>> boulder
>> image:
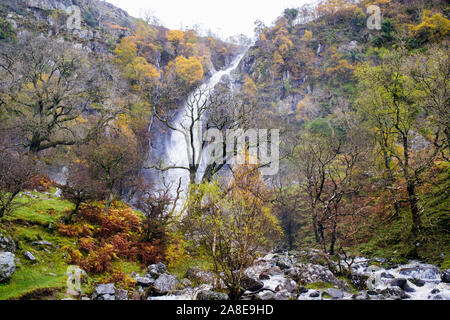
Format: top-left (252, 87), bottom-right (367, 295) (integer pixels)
top-left (300, 263), bottom-right (339, 286)
top-left (114, 289), bottom-right (129, 300)
top-left (409, 278), bottom-right (425, 287)
top-left (390, 278), bottom-right (407, 290)
top-left (324, 288), bottom-right (344, 299)
top-left (152, 274), bottom-right (179, 295)
top-left (380, 287), bottom-right (409, 300)
top-left (441, 269), bottom-right (450, 283)
top-left (147, 262), bottom-right (167, 278)
top-left (134, 275), bottom-right (154, 288)
top-left (309, 291), bottom-right (320, 298)
top-left (0, 252), bottom-right (15, 282)
top-left (92, 283), bottom-right (116, 300)
top-left (241, 276), bottom-right (264, 292)
top-left (196, 290), bottom-right (229, 300)
top-left (350, 273), bottom-right (369, 290)
top-left (0, 232), bottom-right (16, 253)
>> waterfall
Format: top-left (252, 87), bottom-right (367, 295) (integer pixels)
top-left (161, 51), bottom-right (247, 194)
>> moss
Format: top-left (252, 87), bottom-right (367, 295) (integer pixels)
top-left (305, 282), bottom-right (334, 290)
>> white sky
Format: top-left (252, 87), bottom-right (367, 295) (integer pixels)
top-left (107, 0), bottom-right (313, 39)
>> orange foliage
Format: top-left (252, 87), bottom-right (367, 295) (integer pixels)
top-left (59, 202), bottom-right (163, 273)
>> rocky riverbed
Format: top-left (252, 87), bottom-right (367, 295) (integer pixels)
top-left (88, 250), bottom-right (450, 301)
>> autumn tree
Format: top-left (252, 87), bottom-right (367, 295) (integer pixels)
top-left (58, 163), bottom-right (105, 223)
top-left (0, 34), bottom-right (116, 153)
top-left (356, 48), bottom-right (445, 256)
top-left (0, 146), bottom-right (34, 218)
top-left (184, 163), bottom-right (282, 299)
top-left (80, 123), bottom-right (142, 214)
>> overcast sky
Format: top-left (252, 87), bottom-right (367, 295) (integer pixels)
top-left (108, 0), bottom-right (313, 39)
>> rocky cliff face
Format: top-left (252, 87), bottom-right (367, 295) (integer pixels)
top-left (2, 0), bottom-right (137, 54)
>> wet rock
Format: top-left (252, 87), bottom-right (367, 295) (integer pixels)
top-left (241, 275), bottom-right (264, 292)
top-left (276, 256), bottom-right (293, 270)
top-left (300, 263), bottom-right (339, 286)
top-left (380, 272), bottom-right (395, 279)
top-left (324, 288), bottom-right (344, 299)
top-left (430, 289), bottom-right (440, 294)
top-left (23, 251), bottom-right (37, 262)
top-left (152, 274), bottom-right (179, 295)
top-left (92, 283), bottom-right (116, 300)
top-left (409, 278), bottom-right (425, 287)
top-left (0, 252), bottom-right (15, 282)
top-left (259, 273), bottom-right (271, 280)
top-left (380, 287), bottom-right (408, 300)
top-left (257, 291), bottom-right (277, 300)
top-left (390, 278), bottom-right (407, 290)
top-left (399, 264), bottom-right (441, 281)
top-left (309, 291), bottom-right (320, 298)
top-left (147, 262), bottom-right (167, 278)
top-left (196, 290), bottom-right (229, 300)
top-left (441, 269), bottom-right (450, 283)
top-left (350, 273), bottom-right (369, 290)
top-left (0, 232), bottom-right (16, 253)
top-left (274, 278), bottom-right (298, 293)
top-left (297, 286), bottom-right (308, 294)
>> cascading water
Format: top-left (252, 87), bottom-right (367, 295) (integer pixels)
top-left (160, 51), bottom-right (247, 195)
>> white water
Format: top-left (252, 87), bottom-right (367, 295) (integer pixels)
top-left (162, 52), bottom-right (247, 193)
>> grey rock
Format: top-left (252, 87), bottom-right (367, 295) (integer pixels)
top-left (380, 287), bottom-right (408, 299)
top-left (24, 251), bottom-right (37, 262)
top-left (399, 264), bottom-right (441, 281)
top-left (147, 262), bottom-right (167, 278)
top-left (380, 272), bottom-right (395, 279)
top-left (324, 288), bottom-right (344, 299)
top-left (152, 274), bottom-right (179, 295)
top-left (135, 275), bottom-right (154, 287)
top-left (196, 290), bottom-right (229, 300)
top-left (350, 273), bottom-right (369, 290)
top-left (185, 267), bottom-right (216, 284)
top-left (441, 269), bottom-right (450, 283)
top-left (0, 252), bottom-right (16, 282)
top-left (0, 232), bottom-right (16, 253)
top-left (259, 273), bottom-right (271, 280)
top-left (390, 278), bottom-right (407, 290)
top-left (300, 263), bottom-right (340, 286)
top-left (92, 283), bottom-right (116, 300)
top-left (114, 289), bottom-right (129, 300)
top-left (409, 278), bottom-right (425, 287)
top-left (241, 276), bottom-right (264, 292)
top-left (309, 291), bottom-right (320, 298)
top-left (430, 289), bottom-right (440, 294)
top-left (32, 240), bottom-right (53, 248)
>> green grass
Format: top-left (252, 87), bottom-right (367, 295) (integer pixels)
top-left (0, 192), bottom-right (152, 300)
top-left (304, 282), bottom-right (335, 290)
top-left (0, 193), bottom-right (76, 299)
top-left (168, 256), bottom-right (213, 279)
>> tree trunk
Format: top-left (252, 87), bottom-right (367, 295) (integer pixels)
top-left (407, 178), bottom-right (421, 238)
top-left (103, 192), bottom-right (114, 215)
top-left (329, 221), bottom-right (337, 255)
top-left (0, 190), bottom-right (20, 218)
